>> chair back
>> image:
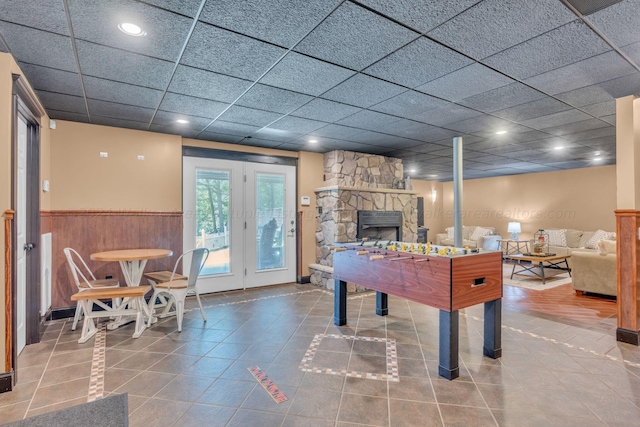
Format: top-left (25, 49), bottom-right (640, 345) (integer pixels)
top-left (63, 247), bottom-right (97, 289)
top-left (170, 248), bottom-right (209, 289)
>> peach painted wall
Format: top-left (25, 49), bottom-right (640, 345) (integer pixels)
top-left (439, 165), bottom-right (617, 240)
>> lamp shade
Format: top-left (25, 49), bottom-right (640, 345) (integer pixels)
top-left (507, 222), bottom-right (521, 233)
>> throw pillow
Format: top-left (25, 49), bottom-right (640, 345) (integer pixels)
top-left (546, 229), bottom-right (567, 247)
top-left (585, 229), bottom-right (615, 249)
top-left (470, 226), bottom-right (492, 242)
top-left (446, 227), bottom-right (454, 239)
top-left (597, 239), bottom-right (617, 255)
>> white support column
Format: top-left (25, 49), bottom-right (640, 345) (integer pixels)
top-left (453, 137), bottom-right (463, 248)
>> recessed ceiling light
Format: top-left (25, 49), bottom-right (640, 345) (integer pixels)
top-left (176, 119), bottom-right (189, 124)
top-left (496, 130), bottom-right (507, 135)
top-left (118, 23), bottom-right (146, 37)
top-left (410, 169), bottom-right (416, 173)
top-left (594, 156), bottom-right (603, 161)
top-left (594, 151), bottom-right (601, 156)
top-left (554, 146), bottom-right (563, 150)
top-left (428, 174), bottom-right (438, 178)
top-left (309, 139), bottom-right (318, 143)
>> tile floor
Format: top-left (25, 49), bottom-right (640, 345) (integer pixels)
top-left (2, 283), bottom-right (640, 426)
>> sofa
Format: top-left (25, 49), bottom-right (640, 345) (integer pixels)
top-left (571, 239), bottom-right (616, 297)
top-left (542, 229), bottom-right (615, 268)
top-left (435, 226), bottom-right (497, 249)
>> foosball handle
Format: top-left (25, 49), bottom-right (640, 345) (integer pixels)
top-left (370, 255), bottom-right (385, 261)
top-left (332, 247), bottom-right (347, 252)
top-left (357, 250), bottom-right (369, 255)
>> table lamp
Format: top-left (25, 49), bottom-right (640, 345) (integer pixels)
top-left (507, 222), bottom-right (521, 241)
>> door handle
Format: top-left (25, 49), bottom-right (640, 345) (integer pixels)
top-left (24, 243), bottom-right (35, 251)
top-left (288, 228), bottom-right (295, 236)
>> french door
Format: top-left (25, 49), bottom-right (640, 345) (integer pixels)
top-left (183, 157), bottom-right (296, 293)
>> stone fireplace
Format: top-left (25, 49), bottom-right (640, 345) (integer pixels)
top-left (310, 151), bottom-right (418, 290)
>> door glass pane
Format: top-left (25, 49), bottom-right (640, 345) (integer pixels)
top-left (196, 169), bottom-right (230, 275)
top-left (256, 173), bottom-right (285, 270)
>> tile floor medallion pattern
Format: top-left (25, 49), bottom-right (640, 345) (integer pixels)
top-left (247, 366), bottom-right (289, 403)
top-left (87, 322), bottom-right (107, 402)
top-left (299, 334), bottom-right (399, 381)
top-left (2, 283), bottom-right (640, 426)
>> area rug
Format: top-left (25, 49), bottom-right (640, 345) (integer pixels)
top-left (502, 263), bottom-right (572, 291)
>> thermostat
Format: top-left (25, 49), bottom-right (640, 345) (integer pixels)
top-left (301, 196), bottom-right (311, 206)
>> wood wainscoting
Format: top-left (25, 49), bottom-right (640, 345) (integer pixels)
top-left (45, 211), bottom-right (182, 310)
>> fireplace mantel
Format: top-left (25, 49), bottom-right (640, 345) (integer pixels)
top-left (314, 185), bottom-right (419, 195)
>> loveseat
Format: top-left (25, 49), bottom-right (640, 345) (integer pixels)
top-left (435, 226), bottom-right (496, 249)
top-left (542, 229), bottom-right (615, 268)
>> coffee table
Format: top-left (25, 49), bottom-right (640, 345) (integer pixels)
top-left (505, 253), bottom-right (571, 284)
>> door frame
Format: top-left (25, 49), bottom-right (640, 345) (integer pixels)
top-left (182, 146), bottom-right (299, 289)
top-left (9, 74), bottom-right (43, 386)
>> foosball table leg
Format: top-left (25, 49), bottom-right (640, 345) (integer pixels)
top-left (438, 310), bottom-right (460, 380)
top-left (483, 298), bottom-right (502, 359)
top-left (334, 279), bottom-right (347, 326)
top-left (376, 292), bottom-right (388, 316)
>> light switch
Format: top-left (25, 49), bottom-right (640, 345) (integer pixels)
top-left (99, 152), bottom-right (108, 158)
top-left (42, 180), bottom-right (50, 192)
top-left (301, 196), bottom-right (310, 206)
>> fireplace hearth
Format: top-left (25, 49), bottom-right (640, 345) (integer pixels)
top-left (357, 210), bottom-right (402, 242)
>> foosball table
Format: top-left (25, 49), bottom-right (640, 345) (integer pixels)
top-left (332, 240), bottom-right (503, 380)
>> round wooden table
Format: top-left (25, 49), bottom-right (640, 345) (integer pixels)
top-left (91, 249), bottom-right (173, 287)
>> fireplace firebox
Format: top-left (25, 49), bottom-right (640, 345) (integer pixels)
top-left (356, 210), bottom-right (403, 242)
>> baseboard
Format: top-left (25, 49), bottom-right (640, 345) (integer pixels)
top-left (0, 371), bottom-right (14, 394)
top-left (50, 307), bottom-right (76, 320)
top-left (297, 275), bottom-right (311, 284)
top-left (616, 328), bottom-right (640, 345)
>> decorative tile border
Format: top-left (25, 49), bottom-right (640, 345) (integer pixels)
top-left (247, 366), bottom-right (289, 403)
top-left (299, 333), bottom-right (399, 382)
top-left (87, 322), bottom-right (107, 402)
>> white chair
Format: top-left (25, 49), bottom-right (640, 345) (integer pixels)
top-left (147, 248), bottom-right (209, 332)
top-left (63, 248), bottom-right (120, 330)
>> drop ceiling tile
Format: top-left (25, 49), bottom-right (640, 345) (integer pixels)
top-left (158, 93), bottom-right (229, 118)
top-left (91, 115), bottom-right (149, 130)
top-left (68, 0), bottom-right (193, 61)
top-left (581, 100), bottom-right (616, 117)
top-left (268, 116), bottom-right (326, 133)
top-left (36, 91), bottom-right (86, 114)
top-left (217, 106), bottom-right (283, 127)
top-left (370, 90), bottom-right (448, 118)
top-left (46, 109), bottom-right (89, 123)
top-left (358, 0), bottom-right (479, 33)
top-left (621, 41), bottom-right (640, 66)
top-left (236, 84), bottom-right (313, 114)
top-left (200, 0), bottom-right (342, 47)
top-left (308, 124), bottom-right (365, 139)
top-left (321, 74), bottom-right (405, 108)
top-left (181, 22), bottom-right (286, 81)
top-left (294, 1), bottom-right (416, 70)
top-left (291, 99), bottom-right (361, 123)
top-left (459, 83), bottom-right (545, 113)
top-left (418, 103), bottom-right (482, 126)
top-left (520, 109), bottom-right (593, 130)
top-left (84, 76), bottom-right (164, 109)
top-left (524, 51), bottom-right (636, 95)
top-left (148, 124), bottom-right (200, 138)
top-left (483, 21), bottom-right (611, 80)
top-left (0, 0), bottom-right (69, 35)
top-left (239, 138), bottom-right (284, 149)
top-left (199, 132), bottom-right (245, 144)
top-left (597, 72), bottom-right (640, 98)
top-left (141, 0), bottom-right (203, 17)
top-left (493, 98), bottom-right (572, 123)
top-left (381, 120), bottom-right (459, 142)
top-left (588, 0), bottom-right (640, 47)
top-left (600, 114), bottom-right (616, 125)
top-left (445, 115), bottom-right (514, 134)
top-left (0, 22), bottom-right (76, 72)
top-left (427, 0), bottom-right (575, 59)
top-left (346, 131), bottom-right (419, 149)
top-left (336, 110), bottom-right (401, 132)
top-left (416, 63), bottom-right (513, 102)
top-left (542, 119), bottom-right (611, 136)
top-left (403, 143), bottom-right (453, 154)
top-left (554, 84), bottom-right (614, 108)
top-left (77, 40), bottom-right (174, 89)
top-left (253, 128), bottom-right (300, 142)
top-left (561, 126), bottom-right (616, 142)
top-left (471, 123), bottom-right (538, 139)
top-left (169, 65), bottom-right (252, 103)
top-left (152, 111), bottom-right (213, 129)
top-left (259, 52), bottom-right (355, 96)
top-left (205, 120), bottom-right (261, 137)
top-left (364, 37), bottom-right (473, 88)
top-left (87, 99), bottom-right (155, 123)
top-left (18, 63), bottom-right (83, 96)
